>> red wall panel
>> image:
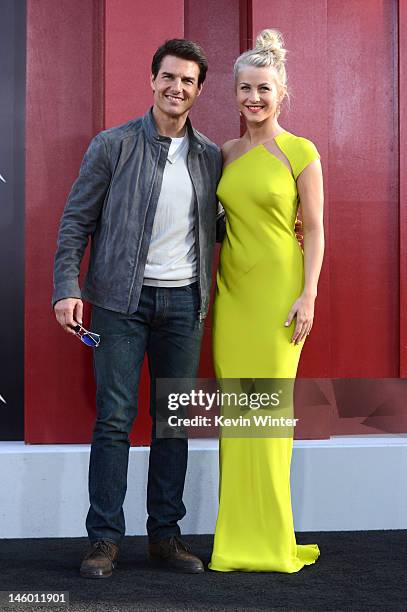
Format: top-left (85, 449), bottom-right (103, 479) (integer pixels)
top-left (25, 0), bottom-right (104, 443)
top-left (400, 0), bottom-right (407, 377)
top-left (104, 0), bottom-right (184, 126)
top-left (327, 0), bottom-right (399, 377)
top-left (184, 0), bottom-right (240, 145)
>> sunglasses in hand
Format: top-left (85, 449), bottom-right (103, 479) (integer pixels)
top-left (71, 323), bottom-right (101, 348)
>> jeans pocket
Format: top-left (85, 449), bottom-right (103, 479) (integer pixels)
top-left (183, 282), bottom-right (198, 294)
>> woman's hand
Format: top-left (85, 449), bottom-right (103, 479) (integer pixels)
top-left (284, 292), bottom-right (316, 345)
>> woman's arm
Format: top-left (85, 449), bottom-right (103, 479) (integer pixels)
top-left (285, 158), bottom-right (324, 344)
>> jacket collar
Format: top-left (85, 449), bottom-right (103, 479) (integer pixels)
top-left (142, 107), bottom-right (206, 153)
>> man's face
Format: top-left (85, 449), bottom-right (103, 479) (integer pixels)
top-left (151, 55), bottom-right (202, 119)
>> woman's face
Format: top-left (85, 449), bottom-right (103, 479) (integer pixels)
top-left (236, 65), bottom-right (281, 124)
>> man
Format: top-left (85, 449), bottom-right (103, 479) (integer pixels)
top-left (53, 39), bottom-right (222, 577)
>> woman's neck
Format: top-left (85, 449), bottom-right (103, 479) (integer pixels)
top-left (243, 117), bottom-right (285, 145)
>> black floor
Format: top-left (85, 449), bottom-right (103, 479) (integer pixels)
top-left (1, 532), bottom-right (406, 611)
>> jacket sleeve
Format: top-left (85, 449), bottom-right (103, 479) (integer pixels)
top-left (214, 148), bottom-right (226, 243)
top-left (216, 202), bottom-right (226, 243)
top-left (51, 133), bottom-right (111, 308)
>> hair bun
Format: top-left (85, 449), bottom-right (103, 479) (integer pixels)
top-left (255, 29), bottom-right (286, 63)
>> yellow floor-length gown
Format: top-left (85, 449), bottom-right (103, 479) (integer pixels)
top-left (209, 132), bottom-right (321, 573)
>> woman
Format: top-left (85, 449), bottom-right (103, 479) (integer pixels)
top-left (209, 29), bottom-right (324, 572)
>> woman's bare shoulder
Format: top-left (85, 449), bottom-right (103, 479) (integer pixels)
top-left (221, 138), bottom-right (241, 162)
top-left (221, 138), bottom-right (240, 152)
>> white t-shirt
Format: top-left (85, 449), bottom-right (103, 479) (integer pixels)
top-left (143, 133), bottom-right (197, 287)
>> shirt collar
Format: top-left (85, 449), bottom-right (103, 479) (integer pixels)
top-left (167, 132), bottom-right (189, 164)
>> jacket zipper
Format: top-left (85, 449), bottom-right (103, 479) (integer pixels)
top-left (187, 154), bottom-right (204, 322)
top-left (126, 149), bottom-right (161, 311)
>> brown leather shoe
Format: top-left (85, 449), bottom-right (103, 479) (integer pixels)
top-left (149, 535), bottom-right (204, 573)
top-left (80, 540), bottom-right (119, 578)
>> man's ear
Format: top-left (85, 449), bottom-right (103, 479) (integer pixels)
top-left (196, 82), bottom-right (204, 97)
top-left (150, 74), bottom-right (156, 92)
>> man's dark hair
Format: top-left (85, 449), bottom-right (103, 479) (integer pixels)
top-left (151, 39), bottom-right (208, 86)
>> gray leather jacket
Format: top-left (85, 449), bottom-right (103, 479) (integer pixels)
top-left (52, 108), bottom-right (223, 320)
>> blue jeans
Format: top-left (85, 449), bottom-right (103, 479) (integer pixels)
top-left (86, 283), bottom-right (203, 544)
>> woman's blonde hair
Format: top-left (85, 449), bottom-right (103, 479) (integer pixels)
top-left (234, 29), bottom-right (289, 116)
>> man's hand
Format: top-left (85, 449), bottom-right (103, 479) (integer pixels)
top-left (54, 298), bottom-right (83, 335)
top-left (294, 218), bottom-right (303, 247)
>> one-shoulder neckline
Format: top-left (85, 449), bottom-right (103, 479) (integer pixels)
top-left (223, 131), bottom-right (294, 179)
